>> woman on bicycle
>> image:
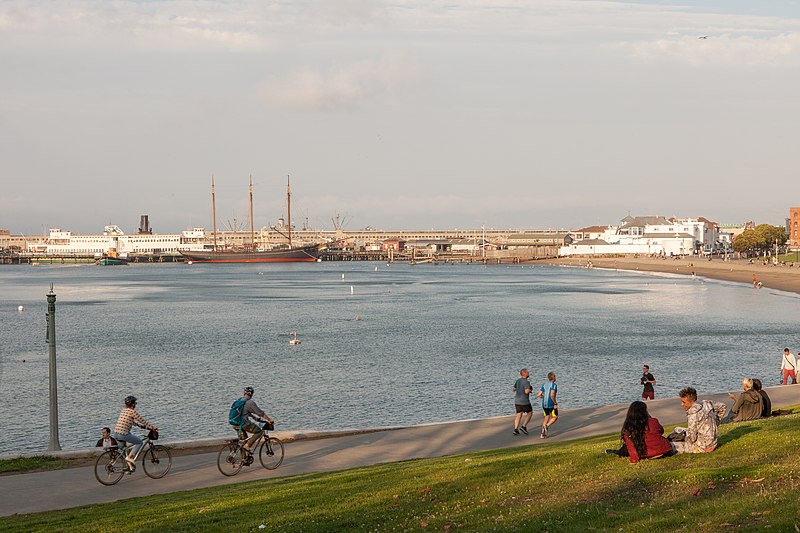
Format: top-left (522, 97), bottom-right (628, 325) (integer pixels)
top-left (112, 395), bottom-right (157, 466)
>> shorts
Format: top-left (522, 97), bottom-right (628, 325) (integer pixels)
top-left (542, 407), bottom-right (558, 418)
top-left (642, 391), bottom-right (654, 400)
top-left (515, 403), bottom-right (533, 413)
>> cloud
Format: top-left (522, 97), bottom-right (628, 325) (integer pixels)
top-left (626, 32), bottom-right (800, 67)
top-left (260, 54), bottom-right (422, 110)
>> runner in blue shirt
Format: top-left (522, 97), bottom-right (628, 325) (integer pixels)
top-left (537, 372), bottom-right (558, 438)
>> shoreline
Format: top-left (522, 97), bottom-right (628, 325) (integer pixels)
top-left (540, 256), bottom-right (800, 295)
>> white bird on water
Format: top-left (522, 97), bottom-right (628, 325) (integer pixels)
top-left (17, 305), bottom-right (24, 312)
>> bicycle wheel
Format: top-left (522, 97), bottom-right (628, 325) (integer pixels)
top-left (217, 443), bottom-right (244, 476)
top-left (142, 445), bottom-right (172, 479)
top-left (94, 449), bottom-right (126, 486)
top-left (259, 437), bottom-right (284, 470)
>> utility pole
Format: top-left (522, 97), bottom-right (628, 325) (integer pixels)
top-left (46, 284), bottom-right (62, 451)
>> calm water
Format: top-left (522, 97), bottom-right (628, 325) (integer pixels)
top-left (0, 262), bottom-right (793, 454)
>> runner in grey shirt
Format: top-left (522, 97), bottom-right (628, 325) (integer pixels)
top-left (512, 368), bottom-right (533, 435)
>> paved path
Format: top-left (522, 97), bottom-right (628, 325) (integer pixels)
top-left (1, 386), bottom-right (797, 517)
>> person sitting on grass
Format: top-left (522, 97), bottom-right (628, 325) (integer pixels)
top-left (725, 378), bottom-right (763, 423)
top-left (671, 387), bottom-right (727, 454)
top-left (752, 378), bottom-right (771, 418)
top-left (605, 401), bottom-right (674, 463)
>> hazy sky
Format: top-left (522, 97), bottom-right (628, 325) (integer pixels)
top-left (2, 0), bottom-right (799, 234)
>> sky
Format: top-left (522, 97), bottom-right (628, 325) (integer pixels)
top-left (2, 0), bottom-right (799, 235)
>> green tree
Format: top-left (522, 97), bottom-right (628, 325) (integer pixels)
top-left (733, 225), bottom-right (787, 253)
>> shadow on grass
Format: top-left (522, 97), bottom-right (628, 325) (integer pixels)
top-left (717, 423), bottom-right (761, 448)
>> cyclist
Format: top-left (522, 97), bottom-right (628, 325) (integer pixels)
top-left (234, 386), bottom-right (275, 454)
top-left (112, 395), bottom-right (157, 466)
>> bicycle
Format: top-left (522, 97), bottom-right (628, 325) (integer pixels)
top-left (94, 429), bottom-right (172, 486)
top-left (217, 420), bottom-right (284, 476)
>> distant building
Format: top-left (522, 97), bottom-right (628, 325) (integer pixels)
top-left (789, 208), bottom-right (800, 247)
top-left (560, 215), bottom-right (720, 257)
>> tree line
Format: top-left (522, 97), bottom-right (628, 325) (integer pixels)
top-left (732, 224), bottom-right (787, 253)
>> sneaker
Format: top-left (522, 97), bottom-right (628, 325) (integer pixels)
top-left (539, 433), bottom-right (546, 439)
top-left (604, 449), bottom-right (620, 455)
top-left (512, 429), bottom-right (520, 436)
top-left (542, 425), bottom-right (549, 437)
top-left (520, 426), bottom-right (528, 435)
top-left (124, 455), bottom-right (136, 465)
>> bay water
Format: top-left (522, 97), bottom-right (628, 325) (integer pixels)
top-left (0, 262), bottom-right (792, 454)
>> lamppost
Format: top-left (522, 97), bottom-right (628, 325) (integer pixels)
top-left (46, 284), bottom-right (61, 451)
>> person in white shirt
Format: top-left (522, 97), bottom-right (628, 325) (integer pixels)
top-left (780, 348), bottom-right (797, 385)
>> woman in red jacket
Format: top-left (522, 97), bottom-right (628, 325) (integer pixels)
top-left (606, 401), bottom-right (675, 463)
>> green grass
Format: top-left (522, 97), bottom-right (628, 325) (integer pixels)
top-left (0, 455), bottom-right (70, 474)
top-left (2, 415), bottom-right (800, 532)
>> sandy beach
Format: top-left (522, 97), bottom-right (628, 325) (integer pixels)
top-left (542, 255), bottom-right (800, 295)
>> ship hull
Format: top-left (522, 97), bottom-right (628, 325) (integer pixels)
top-left (180, 245), bottom-right (320, 263)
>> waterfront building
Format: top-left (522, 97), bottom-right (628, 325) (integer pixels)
top-left (559, 215), bottom-right (721, 257)
top-left (789, 208), bottom-right (800, 247)
top-left (27, 226), bottom-right (207, 257)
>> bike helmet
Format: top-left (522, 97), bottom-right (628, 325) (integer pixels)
top-left (124, 395), bottom-right (137, 407)
top-left (244, 386), bottom-right (254, 396)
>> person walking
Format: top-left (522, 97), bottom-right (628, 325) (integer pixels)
top-left (780, 348), bottom-right (797, 385)
top-left (640, 364), bottom-right (656, 400)
top-left (512, 368), bottom-right (533, 435)
top-left (536, 372), bottom-right (558, 439)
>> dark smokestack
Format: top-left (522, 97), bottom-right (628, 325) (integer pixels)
top-left (138, 215), bottom-right (152, 234)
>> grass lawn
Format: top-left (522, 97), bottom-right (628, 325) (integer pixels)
top-left (0, 455), bottom-right (71, 474)
top-left (1, 414), bottom-right (799, 532)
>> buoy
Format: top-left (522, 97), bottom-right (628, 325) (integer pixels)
top-left (374, 266), bottom-right (378, 271)
top-left (17, 305), bottom-right (24, 312)
top-left (187, 261), bottom-right (193, 265)
top-left (350, 285), bottom-right (354, 295)
top-left (341, 273), bottom-right (345, 280)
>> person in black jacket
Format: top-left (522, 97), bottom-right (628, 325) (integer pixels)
top-left (752, 378), bottom-right (771, 418)
top-left (95, 427), bottom-right (118, 448)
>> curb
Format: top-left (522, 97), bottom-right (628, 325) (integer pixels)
top-left (0, 427), bottom-right (405, 462)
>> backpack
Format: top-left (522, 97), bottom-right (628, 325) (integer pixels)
top-left (229, 397), bottom-right (248, 426)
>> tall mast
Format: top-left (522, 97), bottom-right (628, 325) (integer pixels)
top-left (211, 175), bottom-right (218, 252)
top-left (286, 175), bottom-right (292, 247)
top-left (249, 174), bottom-right (255, 252)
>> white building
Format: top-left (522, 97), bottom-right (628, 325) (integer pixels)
top-left (28, 227), bottom-right (208, 256)
top-left (559, 215), bottom-right (719, 257)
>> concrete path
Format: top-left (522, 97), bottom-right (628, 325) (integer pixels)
top-left (1, 385), bottom-right (797, 517)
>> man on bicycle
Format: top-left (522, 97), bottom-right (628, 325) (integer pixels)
top-left (233, 386), bottom-right (274, 454)
top-left (112, 395), bottom-right (157, 466)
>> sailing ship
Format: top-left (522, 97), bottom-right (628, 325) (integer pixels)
top-left (180, 175), bottom-right (322, 263)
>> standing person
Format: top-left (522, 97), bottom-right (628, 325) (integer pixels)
top-left (640, 365), bottom-right (656, 400)
top-left (512, 368), bottom-right (533, 435)
top-left (95, 427), bottom-right (117, 448)
top-left (536, 372), bottom-right (558, 439)
top-left (780, 348), bottom-right (797, 385)
top-left (229, 386), bottom-right (275, 454)
top-left (112, 396), bottom-right (157, 466)
top-left (671, 387), bottom-right (727, 454)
